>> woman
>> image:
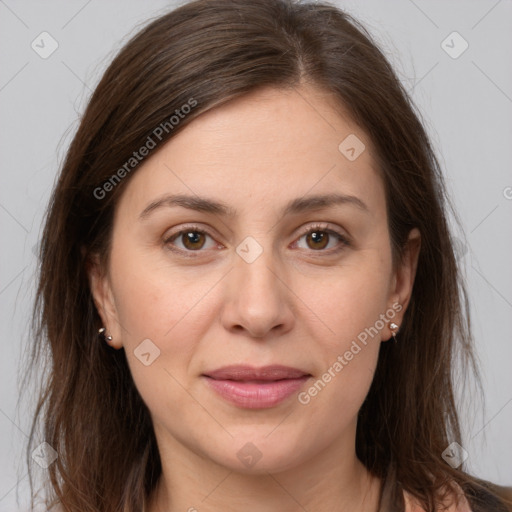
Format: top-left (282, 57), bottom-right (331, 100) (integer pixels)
top-left (25, 0), bottom-right (511, 510)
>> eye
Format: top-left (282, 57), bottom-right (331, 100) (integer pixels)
top-left (293, 223), bottom-right (350, 254)
top-left (164, 225), bottom-right (219, 254)
top-left (164, 223), bottom-right (350, 257)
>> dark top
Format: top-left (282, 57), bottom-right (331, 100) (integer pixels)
top-left (376, 465), bottom-right (511, 512)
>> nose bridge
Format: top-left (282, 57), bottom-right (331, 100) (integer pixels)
top-left (234, 234), bottom-right (282, 302)
top-left (223, 234), bottom-right (292, 337)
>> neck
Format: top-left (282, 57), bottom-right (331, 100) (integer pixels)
top-left (147, 428), bottom-right (382, 512)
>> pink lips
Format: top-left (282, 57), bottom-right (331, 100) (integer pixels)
top-left (202, 365), bottom-right (311, 409)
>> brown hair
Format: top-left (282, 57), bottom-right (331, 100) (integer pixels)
top-left (23, 0), bottom-right (511, 510)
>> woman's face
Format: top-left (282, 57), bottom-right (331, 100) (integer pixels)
top-left (90, 84), bottom-right (419, 474)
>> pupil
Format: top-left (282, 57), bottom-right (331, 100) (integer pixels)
top-left (309, 231), bottom-right (327, 249)
top-left (185, 231), bottom-right (203, 249)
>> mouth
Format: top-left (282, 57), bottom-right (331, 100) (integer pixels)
top-left (202, 365), bottom-right (312, 409)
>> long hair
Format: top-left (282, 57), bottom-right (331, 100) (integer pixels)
top-left (23, 0), bottom-right (511, 510)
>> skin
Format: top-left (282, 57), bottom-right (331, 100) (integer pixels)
top-left (89, 84), bottom-right (421, 512)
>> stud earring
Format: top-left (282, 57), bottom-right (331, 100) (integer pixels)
top-left (98, 327), bottom-right (113, 342)
top-left (389, 322), bottom-right (399, 343)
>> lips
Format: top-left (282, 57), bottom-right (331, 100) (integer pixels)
top-left (203, 364), bottom-right (310, 381)
top-left (202, 365), bottom-right (311, 409)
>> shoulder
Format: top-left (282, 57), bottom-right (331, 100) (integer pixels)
top-left (403, 487), bottom-right (472, 512)
top-left (463, 481), bottom-right (512, 512)
top-left (404, 481), bottom-right (512, 512)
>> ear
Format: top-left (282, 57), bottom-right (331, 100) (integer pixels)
top-left (86, 253), bottom-right (124, 349)
top-left (385, 228), bottom-right (421, 341)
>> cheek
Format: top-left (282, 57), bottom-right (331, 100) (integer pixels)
top-left (109, 237), bottom-right (214, 334)
top-left (300, 255), bottom-right (392, 342)
top-left (295, 273), bottom-right (385, 440)
top-left (108, 259), bottom-right (221, 418)
top-left (294, 250), bottom-right (391, 403)
top-left (108, 245), bottom-right (223, 381)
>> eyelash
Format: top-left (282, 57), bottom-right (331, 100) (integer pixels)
top-left (163, 223), bottom-right (351, 258)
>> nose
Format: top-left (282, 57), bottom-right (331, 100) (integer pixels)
top-left (220, 241), bottom-right (294, 339)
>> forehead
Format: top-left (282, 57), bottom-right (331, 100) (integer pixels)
top-left (117, 84), bottom-right (385, 222)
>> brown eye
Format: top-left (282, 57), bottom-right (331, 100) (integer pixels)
top-left (305, 230), bottom-right (329, 250)
top-left (165, 227), bottom-right (218, 254)
top-left (164, 223), bottom-right (349, 258)
top-left (179, 231), bottom-right (206, 250)
top-left (294, 225), bottom-right (350, 254)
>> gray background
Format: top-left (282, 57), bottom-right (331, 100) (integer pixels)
top-left (0, 0), bottom-right (511, 510)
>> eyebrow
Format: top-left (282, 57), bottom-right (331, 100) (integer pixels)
top-left (139, 192), bottom-right (369, 220)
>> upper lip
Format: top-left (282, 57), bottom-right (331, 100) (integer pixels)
top-left (203, 365), bottom-right (310, 381)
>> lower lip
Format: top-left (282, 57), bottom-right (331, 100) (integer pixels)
top-left (203, 376), bottom-right (310, 409)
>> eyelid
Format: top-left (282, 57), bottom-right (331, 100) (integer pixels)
top-left (292, 222), bottom-right (351, 254)
top-left (163, 223), bottom-right (221, 255)
top-left (163, 222), bottom-right (351, 257)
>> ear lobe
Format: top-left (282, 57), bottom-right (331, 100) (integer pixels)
top-left (86, 253), bottom-right (123, 349)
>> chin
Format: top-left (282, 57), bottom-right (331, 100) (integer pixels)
top-left (208, 433), bottom-right (311, 475)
